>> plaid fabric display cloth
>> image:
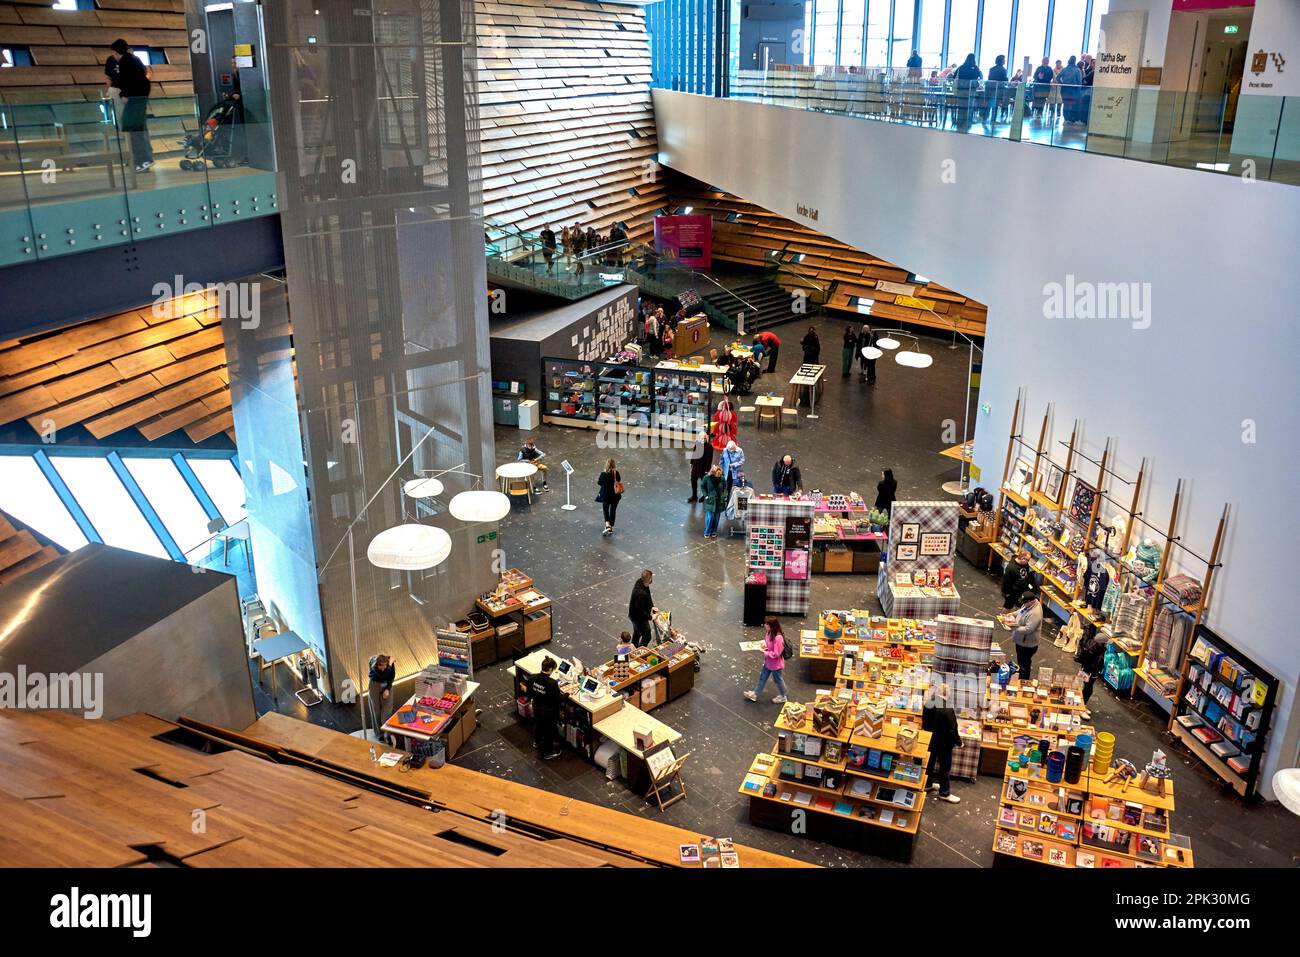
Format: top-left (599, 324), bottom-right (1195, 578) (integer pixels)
top-left (882, 586), bottom-right (961, 620)
top-left (747, 497), bottom-right (815, 616)
top-left (951, 739), bottom-right (980, 781)
top-left (932, 614), bottom-right (996, 675)
top-left (887, 500), bottom-right (960, 572)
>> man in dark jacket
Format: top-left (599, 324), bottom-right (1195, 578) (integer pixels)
top-left (772, 454), bottom-right (802, 496)
top-left (628, 569), bottom-right (655, 646)
top-left (367, 653), bottom-right (397, 730)
top-left (923, 695), bottom-right (962, 803)
top-left (539, 224), bottom-right (557, 273)
top-left (1076, 627), bottom-right (1105, 714)
top-left (1032, 57), bottom-right (1055, 118)
top-left (110, 39), bottom-right (153, 172)
top-left (1001, 550), bottom-right (1039, 609)
top-left (528, 657), bottom-right (564, 759)
top-left (985, 54), bottom-right (1008, 122)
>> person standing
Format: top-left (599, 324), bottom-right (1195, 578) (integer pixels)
top-left (800, 325), bottom-right (821, 364)
top-left (367, 653), bottom-right (397, 731)
top-left (527, 657), bottom-right (564, 760)
top-left (1059, 55), bottom-right (1083, 124)
top-left (539, 224), bottom-right (557, 274)
top-left (644, 308), bottom-right (661, 358)
top-left (753, 330), bottom-right (780, 372)
top-left (875, 468), bottom-right (898, 515)
top-left (1000, 549), bottom-right (1039, 609)
top-left (687, 429), bottom-right (714, 503)
top-left (954, 53), bottom-right (982, 126)
top-left (103, 48), bottom-right (124, 124)
top-left (561, 224), bottom-right (573, 263)
top-left (701, 465), bottom-right (727, 539)
top-left (772, 454), bottom-right (802, 496)
top-left (1032, 58), bottom-right (1054, 119)
top-left (596, 458), bottom-right (622, 536)
top-left (858, 324), bottom-right (877, 382)
top-left (743, 617), bottom-right (789, 703)
top-left (922, 694), bottom-right (962, 803)
top-left (986, 55), bottom-right (1008, 123)
top-left (628, 569), bottom-right (655, 646)
top-left (721, 438), bottom-right (745, 487)
top-left (841, 325), bottom-right (858, 377)
top-left (1004, 587), bottom-right (1043, 678)
top-left (1076, 627), bottom-right (1105, 720)
top-left (110, 39), bottom-right (153, 173)
top-left (906, 49), bottom-right (923, 79)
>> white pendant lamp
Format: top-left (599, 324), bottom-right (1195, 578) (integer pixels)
top-left (403, 478), bottom-right (444, 499)
top-left (875, 336), bottom-right (900, 350)
top-left (449, 489), bottom-right (511, 523)
top-left (1273, 768), bottom-right (1300, 816)
top-left (895, 350), bottom-right (933, 369)
top-left (860, 346), bottom-right (883, 360)
top-left (367, 524), bottom-right (452, 570)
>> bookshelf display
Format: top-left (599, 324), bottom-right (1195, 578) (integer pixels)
top-left (992, 743), bottom-right (1194, 869)
top-left (541, 357), bottom-right (721, 438)
top-left (739, 701), bottom-right (932, 860)
top-left (652, 367), bottom-right (712, 434)
top-left (1170, 624), bottom-right (1278, 799)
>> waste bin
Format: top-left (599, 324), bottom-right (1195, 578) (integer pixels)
top-left (743, 574), bottom-right (768, 626)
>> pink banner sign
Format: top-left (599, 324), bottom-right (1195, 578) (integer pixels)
top-left (653, 215), bottom-right (713, 269)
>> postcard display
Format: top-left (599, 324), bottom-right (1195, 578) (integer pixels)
top-left (878, 500), bottom-right (961, 618)
top-left (747, 497), bottom-right (816, 615)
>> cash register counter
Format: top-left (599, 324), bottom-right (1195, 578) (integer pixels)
top-left (511, 647), bottom-right (691, 796)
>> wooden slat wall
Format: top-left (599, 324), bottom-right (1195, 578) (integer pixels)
top-left (0, 291), bottom-right (236, 444)
top-left (476, 0), bottom-right (667, 243)
top-left (0, 510), bottom-right (60, 587)
top-left (668, 174), bottom-right (988, 338)
top-left (0, 0), bottom-right (193, 102)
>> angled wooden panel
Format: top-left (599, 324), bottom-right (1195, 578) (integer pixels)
top-left (0, 385), bottom-right (56, 426)
top-left (184, 409), bottom-right (233, 443)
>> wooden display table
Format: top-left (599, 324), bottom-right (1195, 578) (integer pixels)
top-left (382, 686), bottom-right (480, 758)
top-left (669, 314), bottom-right (710, 357)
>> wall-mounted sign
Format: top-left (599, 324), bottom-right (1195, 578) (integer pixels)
top-left (1090, 11), bottom-right (1148, 137)
top-left (653, 215), bottom-right (713, 269)
top-left (1224, 24), bottom-right (1239, 34)
top-left (795, 203), bottom-right (819, 222)
top-left (919, 532), bottom-right (953, 556)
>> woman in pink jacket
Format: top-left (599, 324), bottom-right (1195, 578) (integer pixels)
top-left (744, 617), bottom-right (788, 703)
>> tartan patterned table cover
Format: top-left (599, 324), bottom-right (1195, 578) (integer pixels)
top-left (887, 500), bottom-right (961, 573)
top-left (879, 581), bottom-right (961, 619)
top-left (933, 614), bottom-right (997, 674)
top-left (747, 497), bottom-right (815, 616)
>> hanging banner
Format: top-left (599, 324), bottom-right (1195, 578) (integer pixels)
top-left (1089, 11), bottom-right (1148, 137)
top-left (653, 215), bottom-right (713, 269)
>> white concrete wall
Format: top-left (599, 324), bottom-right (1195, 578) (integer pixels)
top-left (653, 89), bottom-right (1300, 797)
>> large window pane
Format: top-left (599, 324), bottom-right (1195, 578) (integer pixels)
top-left (187, 457), bottom-right (248, 528)
top-left (981, 0), bottom-right (1014, 66)
top-left (1049, 0), bottom-right (1089, 65)
top-left (890, 0), bottom-right (915, 70)
top-left (123, 458), bottom-right (213, 556)
top-left (842, 0), bottom-right (867, 65)
top-left (804, 0), bottom-right (815, 65)
top-left (949, 0), bottom-right (979, 70)
top-left (815, 0), bottom-right (840, 65)
top-left (1087, 0), bottom-right (1111, 55)
top-left (1013, 0), bottom-right (1050, 72)
top-left (50, 457), bottom-right (168, 559)
top-left (865, 0), bottom-right (889, 67)
top-left (0, 455), bottom-right (88, 551)
top-left (917, 0), bottom-right (944, 70)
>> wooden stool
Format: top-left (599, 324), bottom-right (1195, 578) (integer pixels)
top-left (758, 409), bottom-right (778, 431)
top-left (781, 407), bottom-right (800, 430)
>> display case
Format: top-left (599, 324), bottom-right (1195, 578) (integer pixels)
top-left (542, 357), bottom-right (720, 437)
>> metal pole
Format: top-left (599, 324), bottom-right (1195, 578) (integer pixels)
top-left (349, 525), bottom-right (368, 744)
top-left (959, 338), bottom-right (973, 490)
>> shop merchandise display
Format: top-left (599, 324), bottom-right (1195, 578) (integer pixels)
top-left (542, 357), bottom-right (722, 436)
top-left (746, 497), bottom-right (815, 615)
top-left (879, 501), bottom-right (962, 617)
top-left (992, 734), bottom-right (1193, 869)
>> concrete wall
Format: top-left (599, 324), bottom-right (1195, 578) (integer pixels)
top-left (653, 89), bottom-right (1300, 796)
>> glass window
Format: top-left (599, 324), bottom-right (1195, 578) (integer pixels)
top-left (123, 458), bottom-right (213, 556)
top-left (865, 0), bottom-right (890, 68)
top-left (187, 457), bottom-right (248, 528)
top-left (50, 457), bottom-right (169, 559)
top-left (0, 456), bottom-right (88, 551)
top-left (949, 1), bottom-right (979, 71)
top-left (1013, 0), bottom-right (1050, 71)
top-left (1049, 0), bottom-right (1089, 65)
top-left (1086, 0), bottom-right (1111, 55)
top-left (980, 0), bottom-right (1014, 66)
top-left (814, 0), bottom-right (841, 66)
top-left (916, 0), bottom-right (944, 70)
top-left (842, 0), bottom-right (867, 66)
top-left (890, 0), bottom-right (916, 70)
top-left (803, 0), bottom-right (815, 65)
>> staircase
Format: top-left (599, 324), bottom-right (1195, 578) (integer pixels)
top-left (701, 278), bottom-right (814, 333)
top-left (0, 509), bottom-right (63, 588)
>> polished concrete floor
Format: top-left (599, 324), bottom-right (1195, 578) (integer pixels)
top-left (423, 313), bottom-right (1298, 868)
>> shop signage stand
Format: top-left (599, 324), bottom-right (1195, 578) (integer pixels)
top-left (560, 459), bottom-right (576, 510)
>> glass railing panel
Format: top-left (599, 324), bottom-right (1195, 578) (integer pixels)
top-left (0, 112), bottom-right (38, 266)
top-left (120, 93), bottom-right (213, 243)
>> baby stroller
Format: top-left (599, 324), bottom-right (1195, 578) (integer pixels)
top-left (179, 99), bottom-right (242, 170)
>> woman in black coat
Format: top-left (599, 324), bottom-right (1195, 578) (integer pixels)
top-left (596, 457), bottom-right (622, 536)
top-left (875, 468), bottom-right (898, 514)
top-left (841, 325), bottom-right (858, 377)
top-left (687, 431), bottom-right (714, 503)
top-left (800, 326), bottom-right (821, 364)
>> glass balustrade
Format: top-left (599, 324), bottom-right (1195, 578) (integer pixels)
top-left (0, 91), bottom-right (280, 267)
top-left (727, 68), bottom-right (1299, 185)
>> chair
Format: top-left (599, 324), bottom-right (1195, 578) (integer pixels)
top-left (506, 477), bottom-right (533, 507)
top-left (758, 408), bottom-right (778, 432)
top-left (782, 407), bottom-right (800, 430)
top-left (206, 516), bottom-right (228, 564)
top-left (738, 404), bottom-right (757, 427)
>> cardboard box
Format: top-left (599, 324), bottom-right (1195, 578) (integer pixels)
top-left (823, 544), bottom-right (854, 573)
top-left (852, 546), bottom-right (880, 574)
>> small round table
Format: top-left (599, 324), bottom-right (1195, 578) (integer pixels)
top-left (496, 461), bottom-right (539, 502)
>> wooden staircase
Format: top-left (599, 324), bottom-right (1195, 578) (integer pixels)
top-left (0, 509), bottom-right (61, 588)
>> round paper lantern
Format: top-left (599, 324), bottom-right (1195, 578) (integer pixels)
top-left (860, 346), bottom-right (883, 360)
top-left (367, 524), bottom-right (452, 570)
top-left (449, 489), bottom-right (511, 523)
top-left (403, 478), bottom-right (444, 499)
top-left (875, 336), bottom-right (900, 350)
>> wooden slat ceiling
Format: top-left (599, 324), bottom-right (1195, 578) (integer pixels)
top-left (0, 511), bottom-right (60, 588)
top-left (0, 291), bottom-right (237, 444)
top-left (477, 0), bottom-right (667, 244)
top-left (668, 175), bottom-right (988, 338)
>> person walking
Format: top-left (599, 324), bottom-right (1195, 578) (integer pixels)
top-left (701, 465), bottom-right (727, 539)
top-left (858, 324), bottom-right (877, 382)
top-left (539, 224), bottom-right (557, 273)
top-left (687, 428), bottom-right (714, 503)
top-left (1076, 627), bottom-right (1106, 720)
top-left (110, 39), bottom-right (153, 173)
top-left (772, 454), bottom-right (802, 496)
top-left (743, 617), bottom-right (789, 703)
top-left (1003, 586), bottom-right (1043, 679)
top-left (1000, 549), bottom-right (1040, 609)
top-left (875, 468), bottom-right (898, 515)
top-left (596, 457), bottom-right (623, 536)
top-left (922, 693), bottom-right (962, 803)
top-left (841, 325), bottom-right (858, 377)
top-left (628, 569), bottom-right (655, 646)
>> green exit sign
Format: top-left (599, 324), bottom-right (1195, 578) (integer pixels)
top-left (1224, 24), bottom-right (1239, 34)
top-left (980, 402), bottom-right (992, 415)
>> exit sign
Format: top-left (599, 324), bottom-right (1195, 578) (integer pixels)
top-left (1224, 24), bottom-right (1239, 34)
